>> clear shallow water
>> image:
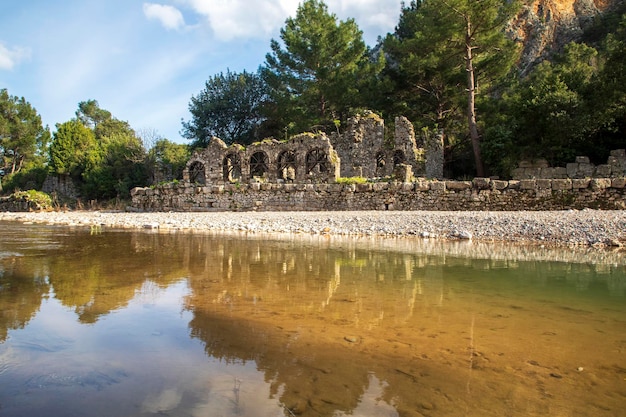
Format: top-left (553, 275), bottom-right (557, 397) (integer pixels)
top-left (0, 222), bottom-right (625, 417)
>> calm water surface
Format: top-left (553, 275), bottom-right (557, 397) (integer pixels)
top-left (0, 222), bottom-right (625, 417)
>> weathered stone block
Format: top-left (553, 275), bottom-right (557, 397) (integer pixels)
top-left (535, 159), bottom-right (549, 168)
top-left (576, 156), bottom-right (590, 164)
top-left (492, 180), bottom-right (508, 190)
top-left (552, 179), bottom-right (572, 190)
top-left (572, 178), bottom-right (591, 189)
top-left (590, 178), bottom-right (611, 190)
top-left (284, 184), bottom-right (296, 192)
top-left (372, 183), bottom-right (388, 192)
top-left (595, 164), bottom-right (612, 177)
top-left (566, 163), bottom-right (579, 178)
top-left (507, 180), bottom-right (521, 190)
top-left (536, 179), bottom-right (552, 189)
top-left (518, 160), bottom-right (533, 168)
top-left (579, 163), bottom-right (595, 177)
top-left (526, 168), bottom-right (541, 178)
top-left (610, 178), bottom-right (626, 189)
top-left (401, 182), bottom-right (415, 191)
top-left (553, 167), bottom-right (568, 178)
top-left (429, 181), bottom-right (446, 192)
top-left (520, 180), bottom-right (536, 190)
top-left (446, 181), bottom-right (471, 191)
top-left (610, 149), bottom-right (626, 158)
top-left (472, 177), bottom-right (491, 190)
top-left (414, 179), bottom-right (430, 191)
top-left (356, 183), bottom-right (372, 192)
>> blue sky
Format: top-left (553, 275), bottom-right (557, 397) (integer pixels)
top-left (0, 0), bottom-right (404, 144)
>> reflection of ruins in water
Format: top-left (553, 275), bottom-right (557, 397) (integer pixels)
top-left (180, 234), bottom-right (626, 417)
top-left (1, 224), bottom-right (625, 417)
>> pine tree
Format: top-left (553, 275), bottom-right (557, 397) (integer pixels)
top-left (383, 0), bottom-right (520, 176)
top-left (262, 0), bottom-right (383, 135)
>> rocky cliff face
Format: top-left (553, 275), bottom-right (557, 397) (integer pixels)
top-left (509, 0), bottom-right (621, 73)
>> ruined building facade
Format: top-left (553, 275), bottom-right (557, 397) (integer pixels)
top-left (182, 113), bottom-right (440, 187)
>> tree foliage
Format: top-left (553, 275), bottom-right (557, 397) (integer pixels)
top-left (262, 0), bottom-right (383, 135)
top-left (49, 100), bottom-right (147, 199)
top-left (49, 119), bottom-right (98, 178)
top-left (382, 0), bottom-right (520, 176)
top-left (182, 69), bottom-right (267, 148)
top-left (0, 89), bottom-right (50, 189)
top-left (146, 139), bottom-right (190, 183)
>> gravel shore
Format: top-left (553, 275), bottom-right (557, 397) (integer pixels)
top-left (1, 209), bottom-right (626, 247)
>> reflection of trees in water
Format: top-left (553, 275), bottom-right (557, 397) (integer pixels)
top-left (183, 238), bottom-right (446, 416)
top-left (41, 232), bottom-right (189, 323)
top-left (0, 257), bottom-right (50, 342)
top-left (181, 235), bottom-right (626, 417)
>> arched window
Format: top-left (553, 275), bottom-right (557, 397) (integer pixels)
top-left (223, 153), bottom-right (242, 182)
top-left (277, 151), bottom-right (297, 181)
top-left (376, 152), bottom-right (386, 169)
top-left (249, 152), bottom-right (269, 178)
top-left (305, 148), bottom-right (328, 175)
top-left (189, 161), bottom-right (206, 185)
top-left (393, 150), bottom-right (405, 166)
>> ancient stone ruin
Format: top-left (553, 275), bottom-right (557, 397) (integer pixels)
top-left (512, 150), bottom-right (626, 180)
top-left (131, 113), bottom-right (626, 212)
top-left (181, 112), bottom-right (441, 187)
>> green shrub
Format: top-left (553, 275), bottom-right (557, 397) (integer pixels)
top-left (12, 190), bottom-right (53, 210)
top-left (336, 176), bottom-right (368, 185)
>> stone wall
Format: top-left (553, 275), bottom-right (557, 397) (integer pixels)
top-left (131, 176), bottom-right (626, 212)
top-left (42, 174), bottom-right (79, 200)
top-left (186, 112), bottom-right (433, 187)
top-left (185, 133), bottom-right (340, 186)
top-left (512, 149), bottom-right (626, 179)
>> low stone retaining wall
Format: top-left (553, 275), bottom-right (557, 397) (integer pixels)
top-left (131, 177), bottom-right (626, 211)
top-left (0, 196), bottom-right (45, 212)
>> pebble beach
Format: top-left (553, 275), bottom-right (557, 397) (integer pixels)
top-left (1, 209), bottom-right (626, 248)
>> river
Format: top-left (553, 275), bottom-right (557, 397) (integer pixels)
top-left (0, 222), bottom-right (624, 416)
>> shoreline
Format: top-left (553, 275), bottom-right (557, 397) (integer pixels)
top-left (1, 209), bottom-right (625, 248)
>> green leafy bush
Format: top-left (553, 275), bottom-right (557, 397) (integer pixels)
top-left (12, 190), bottom-right (53, 210)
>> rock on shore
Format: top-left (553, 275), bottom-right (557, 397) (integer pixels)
top-left (1, 209), bottom-right (625, 248)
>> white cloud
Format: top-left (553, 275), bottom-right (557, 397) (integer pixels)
top-left (183, 0), bottom-right (298, 40)
top-left (180, 0), bottom-right (400, 42)
top-left (0, 42), bottom-right (30, 70)
top-left (143, 3), bottom-right (186, 31)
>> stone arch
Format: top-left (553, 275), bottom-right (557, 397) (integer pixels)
top-left (188, 161), bottom-right (206, 185)
top-left (306, 148), bottom-right (329, 175)
top-left (249, 151), bottom-right (269, 178)
top-left (223, 153), bottom-right (242, 182)
top-left (375, 151), bottom-right (386, 176)
top-left (277, 150), bottom-right (297, 181)
top-left (393, 150), bottom-right (405, 166)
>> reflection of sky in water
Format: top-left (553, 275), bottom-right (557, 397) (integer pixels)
top-left (1, 278), bottom-right (400, 417)
top-left (1, 225), bottom-right (625, 417)
top-left (0, 280), bottom-right (292, 417)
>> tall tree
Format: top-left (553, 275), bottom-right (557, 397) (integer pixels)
top-left (182, 69), bottom-right (267, 148)
top-left (0, 89), bottom-right (50, 184)
top-left (49, 119), bottom-right (98, 179)
top-left (262, 0), bottom-right (383, 134)
top-left (50, 100), bottom-right (148, 199)
top-left (383, 0), bottom-right (520, 176)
